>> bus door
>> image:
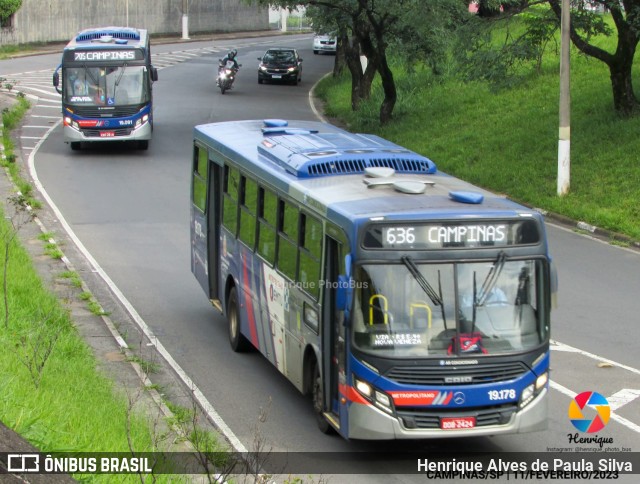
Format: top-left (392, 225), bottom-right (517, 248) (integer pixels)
top-left (191, 145), bottom-right (209, 296)
top-left (206, 161), bottom-right (222, 306)
top-left (322, 236), bottom-right (344, 423)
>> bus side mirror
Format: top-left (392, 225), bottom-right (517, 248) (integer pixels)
top-left (52, 65), bottom-right (62, 94)
top-left (150, 66), bottom-right (158, 82)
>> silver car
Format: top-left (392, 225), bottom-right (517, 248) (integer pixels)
top-left (313, 33), bottom-right (336, 55)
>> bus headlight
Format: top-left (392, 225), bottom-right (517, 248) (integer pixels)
top-left (535, 372), bottom-right (548, 390)
top-left (64, 117), bottom-right (79, 130)
top-left (353, 377), bottom-right (394, 414)
top-left (135, 114), bottom-right (149, 128)
top-left (354, 377), bottom-right (372, 398)
top-left (520, 372), bottom-right (548, 409)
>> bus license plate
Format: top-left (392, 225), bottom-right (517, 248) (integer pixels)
top-left (440, 416), bottom-right (476, 430)
top-left (100, 131), bottom-right (115, 137)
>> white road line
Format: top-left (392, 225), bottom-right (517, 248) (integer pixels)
top-left (550, 380), bottom-right (640, 434)
top-left (27, 120), bottom-right (248, 455)
top-left (551, 339), bottom-right (640, 376)
top-left (14, 86), bottom-right (59, 97)
top-left (608, 389), bottom-right (640, 411)
top-left (30, 115), bottom-right (60, 119)
top-left (22, 125), bottom-right (51, 129)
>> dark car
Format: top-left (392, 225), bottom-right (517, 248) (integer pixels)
top-left (258, 48), bottom-right (303, 85)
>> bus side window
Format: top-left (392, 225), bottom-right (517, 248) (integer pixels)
top-left (192, 146), bottom-right (207, 212)
top-left (257, 186), bottom-right (277, 264)
top-left (222, 165), bottom-right (240, 235)
top-left (299, 213), bottom-right (322, 299)
top-left (239, 176), bottom-right (257, 249)
top-left (277, 200), bottom-right (299, 281)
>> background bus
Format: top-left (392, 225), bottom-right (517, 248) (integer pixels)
top-left (190, 119), bottom-right (556, 440)
top-left (53, 26), bottom-right (158, 151)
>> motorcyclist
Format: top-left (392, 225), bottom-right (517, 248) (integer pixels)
top-left (217, 49), bottom-right (239, 86)
top-left (221, 49), bottom-right (239, 70)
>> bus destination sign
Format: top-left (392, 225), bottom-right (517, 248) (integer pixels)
top-left (363, 220), bottom-right (540, 250)
top-left (65, 50), bottom-right (144, 62)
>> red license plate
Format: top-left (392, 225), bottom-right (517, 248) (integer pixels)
top-left (100, 131), bottom-right (115, 137)
top-left (440, 416), bottom-right (476, 430)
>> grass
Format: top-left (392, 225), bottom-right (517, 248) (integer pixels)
top-left (315, 25), bottom-right (640, 243)
top-left (1, 94), bottom-right (42, 209)
top-left (0, 218), bottom-right (173, 481)
top-left (1, 94), bottom-right (227, 481)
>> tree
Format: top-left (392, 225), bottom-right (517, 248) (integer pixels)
top-left (466, 1), bottom-right (640, 115)
top-left (259, 0), bottom-right (463, 124)
top-left (547, 0), bottom-right (640, 115)
top-left (0, 0), bottom-right (22, 26)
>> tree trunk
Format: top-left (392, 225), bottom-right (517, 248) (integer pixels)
top-left (609, 59), bottom-right (639, 116)
top-left (343, 35), bottom-right (365, 111)
top-left (547, 0), bottom-right (640, 115)
top-left (333, 31), bottom-right (347, 77)
top-left (377, 53), bottom-right (396, 125)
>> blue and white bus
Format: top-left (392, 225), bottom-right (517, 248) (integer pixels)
top-left (190, 119), bottom-right (556, 440)
top-left (53, 26), bottom-right (158, 150)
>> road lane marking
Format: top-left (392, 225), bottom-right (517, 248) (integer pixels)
top-left (549, 380), bottom-right (640, 434)
top-left (27, 120), bottom-right (249, 455)
top-left (551, 339), bottom-right (640, 376)
top-left (607, 389), bottom-right (640, 411)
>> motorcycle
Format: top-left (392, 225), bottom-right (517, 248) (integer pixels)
top-left (217, 59), bottom-right (241, 94)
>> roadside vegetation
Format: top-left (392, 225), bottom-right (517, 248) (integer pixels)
top-left (314, 16), bottom-right (640, 244)
top-left (2, 101), bottom-right (230, 481)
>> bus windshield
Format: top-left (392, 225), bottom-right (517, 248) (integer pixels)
top-left (352, 259), bottom-right (546, 357)
top-left (64, 65), bottom-right (149, 106)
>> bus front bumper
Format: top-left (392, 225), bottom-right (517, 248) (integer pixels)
top-left (347, 387), bottom-right (548, 440)
top-left (63, 121), bottom-right (152, 144)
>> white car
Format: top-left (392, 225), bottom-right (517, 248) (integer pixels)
top-left (313, 34), bottom-right (337, 55)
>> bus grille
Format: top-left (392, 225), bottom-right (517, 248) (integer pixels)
top-left (397, 404), bottom-right (518, 429)
top-left (386, 361), bottom-right (529, 386)
top-left (69, 105), bottom-right (144, 118)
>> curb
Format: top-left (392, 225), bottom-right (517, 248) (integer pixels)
top-left (528, 205), bottom-right (640, 253)
top-left (0, 93), bottom-right (203, 473)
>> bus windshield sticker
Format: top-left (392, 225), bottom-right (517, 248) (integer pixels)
top-left (372, 332), bottom-right (423, 347)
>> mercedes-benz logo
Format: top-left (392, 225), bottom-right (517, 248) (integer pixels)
top-left (453, 392), bottom-right (465, 405)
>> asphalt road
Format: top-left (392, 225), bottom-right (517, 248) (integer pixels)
top-left (2, 32), bottom-right (639, 482)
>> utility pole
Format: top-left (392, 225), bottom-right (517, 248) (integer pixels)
top-left (182, 0), bottom-right (190, 40)
top-left (557, 0), bottom-right (571, 195)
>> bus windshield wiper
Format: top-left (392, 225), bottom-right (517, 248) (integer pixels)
top-left (476, 251), bottom-right (507, 307)
top-left (84, 64), bottom-right (98, 85)
top-left (401, 256), bottom-right (448, 329)
top-left (115, 64), bottom-right (127, 87)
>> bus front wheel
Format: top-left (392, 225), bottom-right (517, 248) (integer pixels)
top-left (227, 287), bottom-right (251, 352)
top-left (312, 363), bottom-right (333, 434)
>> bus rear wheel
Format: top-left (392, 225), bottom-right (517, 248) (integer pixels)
top-left (312, 363), bottom-right (333, 434)
top-left (227, 287), bottom-right (251, 352)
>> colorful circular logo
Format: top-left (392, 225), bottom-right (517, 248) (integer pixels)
top-left (568, 391), bottom-right (611, 433)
